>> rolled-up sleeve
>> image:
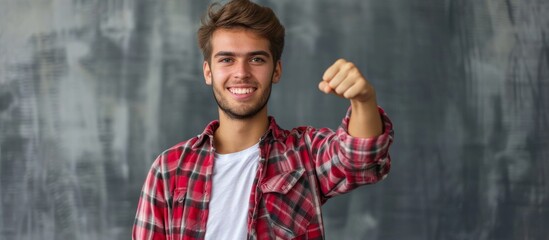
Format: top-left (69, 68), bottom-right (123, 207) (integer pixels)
top-left (309, 106), bottom-right (394, 198)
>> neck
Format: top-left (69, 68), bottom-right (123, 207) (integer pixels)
top-left (214, 108), bottom-right (269, 154)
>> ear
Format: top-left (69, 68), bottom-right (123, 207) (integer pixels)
top-left (203, 61), bottom-right (212, 85)
top-left (272, 60), bottom-right (282, 84)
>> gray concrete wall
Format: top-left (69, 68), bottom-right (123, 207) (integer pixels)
top-left (0, 0), bottom-right (547, 239)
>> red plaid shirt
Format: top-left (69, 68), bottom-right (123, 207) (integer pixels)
top-left (133, 107), bottom-right (393, 240)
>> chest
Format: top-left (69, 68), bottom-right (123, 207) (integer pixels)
top-left (169, 141), bottom-right (323, 239)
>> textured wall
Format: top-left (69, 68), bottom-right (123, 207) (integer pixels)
top-left (1, 0), bottom-right (548, 239)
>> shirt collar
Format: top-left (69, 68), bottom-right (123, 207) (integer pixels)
top-left (192, 116), bottom-right (283, 149)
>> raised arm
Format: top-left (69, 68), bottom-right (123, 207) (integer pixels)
top-left (311, 59), bottom-right (392, 198)
top-left (318, 58), bottom-right (383, 138)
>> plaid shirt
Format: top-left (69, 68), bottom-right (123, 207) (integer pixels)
top-left (133, 107), bottom-right (393, 240)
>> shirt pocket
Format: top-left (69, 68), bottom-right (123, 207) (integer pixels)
top-left (172, 185), bottom-right (205, 236)
top-left (260, 168), bottom-right (316, 239)
top-left (171, 187), bottom-right (187, 233)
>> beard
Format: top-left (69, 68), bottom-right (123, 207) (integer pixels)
top-left (211, 75), bottom-right (274, 120)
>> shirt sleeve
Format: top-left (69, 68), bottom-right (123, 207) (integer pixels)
top-left (307, 106), bottom-right (393, 199)
top-left (133, 155), bottom-right (169, 240)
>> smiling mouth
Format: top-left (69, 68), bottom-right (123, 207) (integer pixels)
top-left (228, 87), bottom-right (256, 95)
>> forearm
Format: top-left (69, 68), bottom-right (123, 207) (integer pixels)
top-left (348, 98), bottom-right (383, 138)
top-left (310, 104), bottom-right (393, 197)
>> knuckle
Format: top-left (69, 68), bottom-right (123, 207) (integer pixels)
top-left (350, 66), bottom-right (360, 75)
top-left (342, 62), bottom-right (355, 71)
top-left (336, 58), bottom-right (347, 64)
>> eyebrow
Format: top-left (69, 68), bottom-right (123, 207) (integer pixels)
top-left (213, 50), bottom-right (271, 58)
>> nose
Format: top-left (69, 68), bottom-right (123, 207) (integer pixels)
top-left (234, 61), bottom-right (251, 79)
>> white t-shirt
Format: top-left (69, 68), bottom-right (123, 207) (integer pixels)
top-left (205, 143), bottom-right (260, 240)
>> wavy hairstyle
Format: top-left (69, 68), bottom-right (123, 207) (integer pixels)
top-left (197, 0), bottom-right (285, 63)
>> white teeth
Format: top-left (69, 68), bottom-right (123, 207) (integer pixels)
top-left (230, 88), bottom-right (254, 94)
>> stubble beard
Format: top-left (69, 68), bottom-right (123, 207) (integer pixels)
top-left (211, 75), bottom-right (274, 120)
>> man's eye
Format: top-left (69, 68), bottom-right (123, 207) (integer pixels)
top-left (219, 58), bottom-right (232, 63)
top-left (251, 57), bottom-right (265, 63)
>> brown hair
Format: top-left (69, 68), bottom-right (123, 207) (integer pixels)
top-left (197, 0), bottom-right (285, 63)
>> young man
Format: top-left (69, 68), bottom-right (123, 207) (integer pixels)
top-left (133, 0), bottom-right (393, 239)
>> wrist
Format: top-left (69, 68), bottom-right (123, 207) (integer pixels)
top-left (351, 96), bottom-right (377, 111)
top-left (348, 97), bottom-right (383, 137)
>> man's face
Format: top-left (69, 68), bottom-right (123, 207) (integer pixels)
top-left (203, 28), bottom-right (282, 119)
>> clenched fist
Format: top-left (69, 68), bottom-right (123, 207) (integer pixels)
top-left (318, 59), bottom-right (376, 104)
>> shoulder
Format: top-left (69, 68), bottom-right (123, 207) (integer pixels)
top-left (152, 135), bottom-right (204, 172)
top-left (154, 119), bottom-right (218, 166)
